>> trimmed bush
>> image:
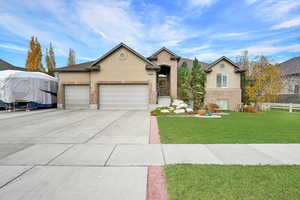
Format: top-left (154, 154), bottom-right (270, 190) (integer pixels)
top-left (244, 106), bottom-right (256, 113)
top-left (204, 103), bottom-right (219, 113)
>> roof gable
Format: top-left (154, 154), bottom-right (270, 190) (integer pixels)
top-left (205, 56), bottom-right (244, 73)
top-left (148, 47), bottom-right (180, 61)
top-left (90, 43), bottom-right (155, 68)
top-left (55, 43), bottom-right (159, 72)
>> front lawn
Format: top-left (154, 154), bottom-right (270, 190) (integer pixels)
top-left (158, 111), bottom-right (300, 144)
top-left (165, 165), bottom-right (300, 200)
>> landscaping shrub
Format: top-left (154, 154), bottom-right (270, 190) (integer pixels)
top-left (244, 105), bottom-right (256, 113)
top-left (204, 103), bottom-right (219, 113)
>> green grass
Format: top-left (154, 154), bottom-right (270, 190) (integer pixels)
top-left (158, 111), bottom-right (300, 144)
top-left (165, 165), bottom-right (300, 200)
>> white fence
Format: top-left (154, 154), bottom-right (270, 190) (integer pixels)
top-left (263, 103), bottom-right (300, 112)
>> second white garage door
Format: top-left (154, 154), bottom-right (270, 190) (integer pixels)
top-left (99, 85), bottom-right (148, 110)
top-left (65, 85), bottom-right (90, 109)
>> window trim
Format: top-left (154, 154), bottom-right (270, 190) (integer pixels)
top-left (216, 73), bottom-right (229, 88)
top-left (216, 99), bottom-right (229, 110)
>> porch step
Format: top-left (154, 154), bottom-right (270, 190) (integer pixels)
top-left (158, 96), bottom-right (171, 107)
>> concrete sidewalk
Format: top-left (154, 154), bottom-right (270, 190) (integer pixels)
top-left (0, 143), bottom-right (300, 200)
top-left (1, 144), bottom-right (299, 166)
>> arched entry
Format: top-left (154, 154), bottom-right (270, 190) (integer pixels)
top-left (157, 65), bottom-right (170, 96)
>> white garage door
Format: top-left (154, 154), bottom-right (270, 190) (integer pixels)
top-left (99, 85), bottom-right (148, 110)
top-left (65, 85), bottom-right (90, 109)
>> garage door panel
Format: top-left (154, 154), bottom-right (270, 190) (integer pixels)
top-left (65, 85), bottom-right (90, 109)
top-left (99, 85), bottom-right (148, 110)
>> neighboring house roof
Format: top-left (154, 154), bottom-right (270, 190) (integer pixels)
top-left (205, 56), bottom-right (244, 73)
top-left (279, 56), bottom-right (300, 76)
top-left (148, 47), bottom-right (181, 61)
top-left (0, 59), bottom-right (25, 71)
top-left (178, 58), bottom-right (209, 71)
top-left (56, 43), bottom-right (159, 72)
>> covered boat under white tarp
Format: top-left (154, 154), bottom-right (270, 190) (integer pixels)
top-left (0, 70), bottom-right (58, 108)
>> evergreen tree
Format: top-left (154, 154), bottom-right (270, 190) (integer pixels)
top-left (178, 61), bottom-right (191, 103)
top-left (25, 36), bottom-right (42, 72)
top-left (191, 58), bottom-right (206, 111)
top-left (46, 43), bottom-right (56, 76)
top-left (67, 48), bottom-right (76, 66)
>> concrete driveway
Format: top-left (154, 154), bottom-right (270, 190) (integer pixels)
top-left (1, 110), bottom-right (300, 199)
top-left (0, 109), bottom-right (150, 200)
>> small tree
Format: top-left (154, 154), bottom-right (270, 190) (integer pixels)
top-left (25, 36), bottom-right (42, 72)
top-left (191, 58), bottom-right (206, 111)
top-left (67, 48), bottom-right (76, 66)
top-left (178, 62), bottom-right (191, 103)
top-left (246, 56), bottom-right (284, 108)
top-left (46, 43), bottom-right (56, 76)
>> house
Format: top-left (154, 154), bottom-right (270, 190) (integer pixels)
top-left (55, 43), bottom-right (244, 110)
top-left (277, 56), bottom-right (300, 103)
top-left (178, 57), bottom-right (244, 110)
top-left (0, 59), bottom-right (25, 71)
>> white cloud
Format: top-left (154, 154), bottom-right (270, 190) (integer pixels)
top-left (253, 0), bottom-right (300, 21)
top-left (78, 56), bottom-right (96, 61)
top-left (272, 16), bottom-right (300, 30)
top-left (0, 43), bottom-right (27, 52)
top-left (195, 42), bottom-right (300, 62)
top-left (76, 0), bottom-right (143, 46)
top-left (188, 0), bottom-right (217, 8)
top-left (179, 45), bottom-right (210, 54)
top-left (245, 0), bottom-right (259, 5)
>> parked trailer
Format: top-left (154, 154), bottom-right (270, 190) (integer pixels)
top-left (0, 70), bottom-right (58, 110)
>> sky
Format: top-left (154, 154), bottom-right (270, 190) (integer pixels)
top-left (0, 0), bottom-right (300, 67)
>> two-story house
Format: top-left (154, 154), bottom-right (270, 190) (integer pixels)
top-left (55, 43), bottom-right (244, 111)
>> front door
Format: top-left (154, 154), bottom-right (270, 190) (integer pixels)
top-left (158, 77), bottom-right (170, 96)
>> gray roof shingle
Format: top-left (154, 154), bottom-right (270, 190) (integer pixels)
top-left (178, 58), bottom-right (209, 71)
top-left (280, 56), bottom-right (300, 75)
top-left (0, 59), bottom-right (25, 71)
top-left (54, 61), bottom-right (95, 72)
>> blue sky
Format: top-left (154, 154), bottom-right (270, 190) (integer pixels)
top-left (0, 0), bottom-right (300, 67)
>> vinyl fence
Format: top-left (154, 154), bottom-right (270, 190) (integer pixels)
top-left (263, 103), bottom-right (300, 112)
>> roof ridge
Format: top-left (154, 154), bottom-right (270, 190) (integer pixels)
top-left (90, 43), bottom-right (155, 67)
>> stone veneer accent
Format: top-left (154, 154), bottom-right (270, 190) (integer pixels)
top-left (205, 88), bottom-right (242, 111)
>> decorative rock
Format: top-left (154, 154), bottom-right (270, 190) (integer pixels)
top-left (174, 109), bottom-right (185, 114)
top-left (168, 107), bottom-right (175, 111)
top-left (186, 108), bottom-right (193, 113)
top-left (172, 99), bottom-right (184, 107)
top-left (177, 103), bottom-right (188, 109)
top-left (160, 109), bottom-right (170, 113)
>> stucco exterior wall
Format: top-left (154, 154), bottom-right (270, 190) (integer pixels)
top-left (205, 60), bottom-right (242, 111)
top-left (206, 60), bottom-right (241, 89)
top-left (57, 46), bottom-right (157, 109)
top-left (280, 74), bottom-right (300, 94)
top-left (205, 89), bottom-right (241, 111)
top-left (90, 47), bottom-right (157, 105)
top-left (152, 50), bottom-right (178, 99)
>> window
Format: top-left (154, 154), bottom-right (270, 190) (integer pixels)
top-left (220, 63), bottom-right (225, 68)
top-left (216, 100), bottom-right (228, 110)
top-left (295, 85), bottom-right (299, 94)
top-left (216, 73), bottom-right (228, 88)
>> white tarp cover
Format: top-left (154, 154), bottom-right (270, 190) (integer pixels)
top-left (0, 70), bottom-right (58, 105)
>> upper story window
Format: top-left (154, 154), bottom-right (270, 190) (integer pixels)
top-left (216, 73), bottom-right (228, 88)
top-left (295, 85), bottom-right (299, 94)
